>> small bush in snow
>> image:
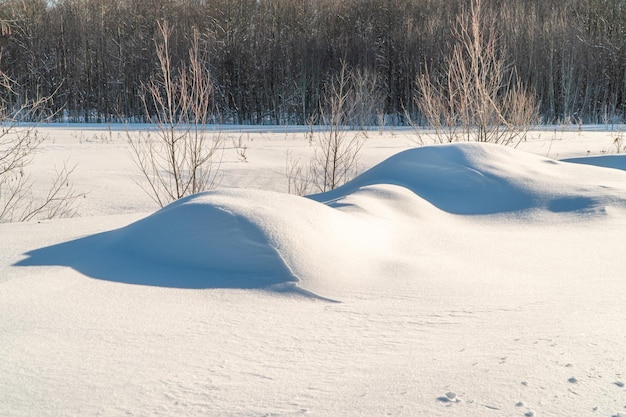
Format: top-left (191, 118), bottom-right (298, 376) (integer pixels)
top-left (128, 21), bottom-right (223, 207)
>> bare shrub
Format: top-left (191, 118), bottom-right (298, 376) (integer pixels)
top-left (417, 0), bottom-right (538, 146)
top-left (345, 67), bottom-right (385, 130)
top-left (612, 129), bottom-right (625, 154)
top-left (0, 57), bottom-right (82, 222)
top-left (129, 21), bottom-right (222, 208)
top-left (287, 62), bottom-right (367, 195)
top-left (285, 150), bottom-right (313, 196)
top-left (232, 135), bottom-right (248, 163)
top-left (310, 62), bottom-right (364, 193)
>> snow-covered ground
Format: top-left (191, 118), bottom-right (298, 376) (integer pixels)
top-left (2, 125), bottom-right (626, 416)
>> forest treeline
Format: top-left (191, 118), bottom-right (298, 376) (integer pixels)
top-left (0, 0), bottom-right (624, 125)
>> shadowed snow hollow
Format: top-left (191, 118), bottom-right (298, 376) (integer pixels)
top-left (16, 142), bottom-right (626, 298)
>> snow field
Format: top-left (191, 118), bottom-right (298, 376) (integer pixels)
top-left (2, 125), bottom-right (626, 416)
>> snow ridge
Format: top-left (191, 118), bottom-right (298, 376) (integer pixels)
top-left (16, 142), bottom-right (626, 299)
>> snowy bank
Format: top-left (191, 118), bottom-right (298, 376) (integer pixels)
top-left (17, 142), bottom-right (626, 300)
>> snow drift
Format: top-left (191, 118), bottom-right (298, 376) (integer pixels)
top-left (311, 142), bottom-right (626, 215)
top-left (7, 130), bottom-right (626, 417)
top-left (563, 154), bottom-right (626, 172)
top-left (17, 142), bottom-right (626, 299)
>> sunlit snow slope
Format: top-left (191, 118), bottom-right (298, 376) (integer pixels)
top-left (17, 142), bottom-right (626, 300)
top-left (310, 142), bottom-right (626, 214)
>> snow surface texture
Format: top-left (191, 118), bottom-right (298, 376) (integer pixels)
top-left (2, 127), bottom-right (626, 416)
top-left (15, 142), bottom-right (626, 299)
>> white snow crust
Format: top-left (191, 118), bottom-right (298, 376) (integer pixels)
top-left (2, 126), bottom-right (626, 416)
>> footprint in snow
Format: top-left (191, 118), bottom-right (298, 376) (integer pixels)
top-left (614, 381), bottom-right (625, 388)
top-left (437, 392), bottom-right (460, 404)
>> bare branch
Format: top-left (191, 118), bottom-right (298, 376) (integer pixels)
top-left (286, 61), bottom-right (365, 195)
top-left (18, 162), bottom-right (83, 222)
top-left (0, 55), bottom-right (81, 222)
top-left (129, 21), bottom-right (223, 208)
top-left (416, 0), bottom-right (538, 146)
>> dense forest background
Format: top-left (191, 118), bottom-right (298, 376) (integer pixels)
top-left (0, 0), bottom-right (624, 125)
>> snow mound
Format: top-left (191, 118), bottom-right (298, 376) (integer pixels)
top-left (17, 143), bottom-right (626, 298)
top-left (310, 142), bottom-right (626, 215)
top-left (110, 192), bottom-right (299, 288)
top-left (16, 189), bottom-right (389, 298)
top-left (562, 154), bottom-right (626, 172)
top-left (108, 189), bottom-right (388, 296)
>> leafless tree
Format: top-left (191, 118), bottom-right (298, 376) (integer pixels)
top-left (0, 0), bottom-right (623, 125)
top-left (128, 21), bottom-right (222, 208)
top-left (0, 60), bottom-right (82, 222)
top-left (346, 67), bottom-right (385, 130)
top-left (311, 62), bottom-right (363, 193)
top-left (285, 62), bottom-right (366, 195)
top-left (417, 0), bottom-right (538, 146)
